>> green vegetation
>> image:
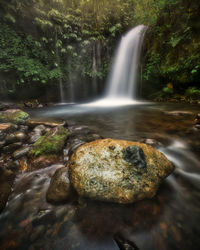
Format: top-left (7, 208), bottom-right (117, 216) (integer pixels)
top-left (30, 126), bottom-right (69, 157)
top-left (0, 0), bottom-right (199, 102)
top-left (0, 110), bottom-right (29, 124)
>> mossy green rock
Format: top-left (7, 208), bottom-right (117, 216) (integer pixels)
top-left (69, 138), bottom-right (174, 204)
top-left (0, 109), bottom-right (29, 125)
top-left (30, 126), bottom-right (69, 157)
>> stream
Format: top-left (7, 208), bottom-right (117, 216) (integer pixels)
top-left (0, 102), bottom-right (200, 250)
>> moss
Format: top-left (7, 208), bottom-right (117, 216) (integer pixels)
top-left (30, 126), bottom-right (69, 157)
top-left (0, 110), bottom-right (29, 124)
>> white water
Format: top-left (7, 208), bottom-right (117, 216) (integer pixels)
top-left (87, 25), bottom-right (147, 107)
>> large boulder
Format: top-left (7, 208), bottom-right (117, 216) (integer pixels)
top-left (0, 109), bottom-right (29, 125)
top-left (46, 167), bottom-right (71, 203)
top-left (69, 138), bottom-right (174, 204)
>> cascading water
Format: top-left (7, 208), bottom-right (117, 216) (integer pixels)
top-left (85, 25), bottom-right (147, 106)
top-left (105, 25), bottom-right (147, 100)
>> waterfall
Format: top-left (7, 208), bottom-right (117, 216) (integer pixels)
top-left (105, 25), bottom-right (147, 100)
top-left (85, 25), bottom-right (147, 106)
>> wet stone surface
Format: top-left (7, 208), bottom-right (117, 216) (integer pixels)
top-left (123, 146), bottom-right (147, 169)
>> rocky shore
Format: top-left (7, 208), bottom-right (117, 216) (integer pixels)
top-left (0, 106), bottom-right (176, 213)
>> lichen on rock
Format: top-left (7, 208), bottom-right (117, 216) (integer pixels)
top-left (69, 138), bottom-right (174, 204)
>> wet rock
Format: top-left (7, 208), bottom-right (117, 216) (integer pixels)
top-left (15, 131), bottom-right (27, 141)
top-left (140, 138), bottom-right (162, 147)
top-left (0, 167), bottom-right (15, 212)
top-left (5, 133), bottom-right (17, 144)
top-left (69, 138), bottom-right (174, 204)
top-left (13, 146), bottom-right (31, 159)
top-left (194, 113), bottom-right (200, 124)
top-left (18, 125), bottom-right (29, 133)
top-left (30, 225), bottom-right (45, 242)
top-left (3, 142), bottom-right (23, 153)
top-left (46, 167), bottom-right (72, 204)
top-left (0, 140), bottom-right (6, 149)
top-left (26, 118), bottom-right (67, 128)
top-left (0, 109), bottom-right (29, 124)
top-left (29, 125), bottom-right (46, 144)
top-left (114, 234), bottom-right (139, 250)
top-left (5, 131), bottom-right (27, 145)
top-left (33, 210), bottom-right (56, 226)
top-left (30, 126), bottom-right (69, 157)
top-left (29, 155), bottom-right (60, 171)
top-left (29, 132), bottom-right (42, 144)
top-left (164, 110), bottom-right (194, 116)
top-left (0, 123), bottom-right (14, 132)
top-left (0, 130), bottom-right (6, 141)
top-left (33, 124), bottom-right (46, 134)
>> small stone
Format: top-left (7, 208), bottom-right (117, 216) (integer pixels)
top-left (46, 167), bottom-right (72, 204)
top-left (15, 131), bottom-right (27, 141)
top-left (164, 110), bottom-right (194, 116)
top-left (3, 142), bottom-right (23, 153)
top-left (26, 118), bottom-right (67, 128)
top-left (29, 132), bottom-right (42, 144)
top-left (29, 155), bottom-right (60, 171)
top-left (33, 125), bottom-right (46, 134)
top-left (0, 123), bottom-right (13, 132)
top-left (13, 146), bottom-right (30, 159)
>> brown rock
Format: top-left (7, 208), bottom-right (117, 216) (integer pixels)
top-left (26, 118), bottom-right (67, 128)
top-left (0, 123), bottom-right (13, 131)
top-left (29, 155), bottom-right (60, 171)
top-left (69, 138), bottom-right (174, 204)
top-left (46, 167), bottom-right (72, 203)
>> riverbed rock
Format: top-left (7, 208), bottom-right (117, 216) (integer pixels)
top-left (29, 155), bottom-right (60, 171)
top-left (29, 125), bottom-right (46, 144)
top-left (13, 145), bottom-right (31, 159)
top-left (69, 138), bottom-right (174, 204)
top-left (30, 126), bottom-right (69, 157)
top-left (3, 142), bottom-right (23, 153)
top-left (0, 167), bottom-right (15, 212)
top-left (164, 110), bottom-right (194, 116)
top-left (26, 118), bottom-right (67, 128)
top-left (0, 109), bottom-right (29, 124)
top-left (46, 167), bottom-right (72, 204)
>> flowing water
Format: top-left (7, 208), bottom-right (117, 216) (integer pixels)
top-left (106, 25), bottom-right (146, 100)
top-left (0, 102), bottom-right (200, 250)
top-left (87, 25), bottom-right (147, 107)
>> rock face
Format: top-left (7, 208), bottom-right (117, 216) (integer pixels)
top-left (0, 109), bottom-right (29, 124)
top-left (46, 167), bottom-right (71, 203)
top-left (69, 138), bottom-right (174, 204)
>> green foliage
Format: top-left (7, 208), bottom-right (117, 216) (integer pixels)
top-left (0, 0), bottom-right (199, 102)
top-left (143, 0), bottom-right (200, 100)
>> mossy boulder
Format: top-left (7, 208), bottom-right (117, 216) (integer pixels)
top-left (0, 109), bottom-right (29, 125)
top-left (69, 138), bottom-right (174, 204)
top-left (30, 126), bottom-right (69, 157)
